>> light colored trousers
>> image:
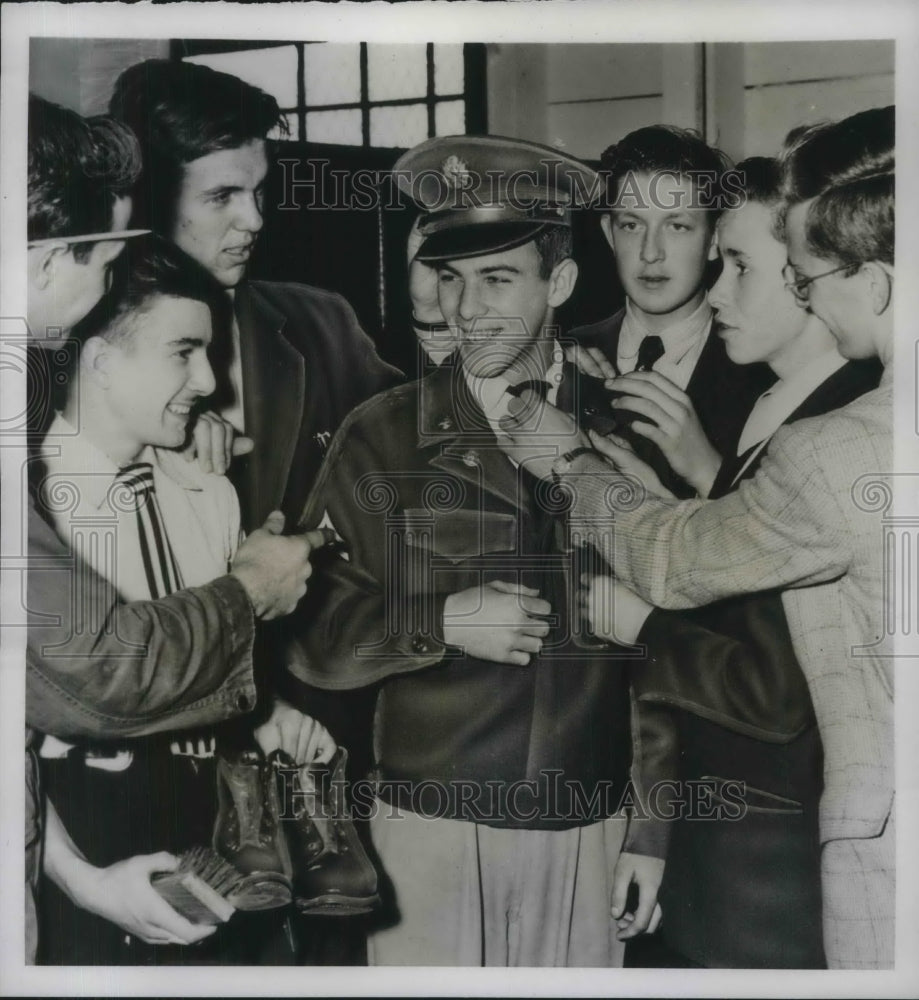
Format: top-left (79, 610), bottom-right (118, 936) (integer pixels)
top-left (367, 801), bottom-right (628, 967)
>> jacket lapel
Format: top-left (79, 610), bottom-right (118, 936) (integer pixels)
top-left (234, 282), bottom-right (306, 528)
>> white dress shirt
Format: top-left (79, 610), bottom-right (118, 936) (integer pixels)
top-left (39, 413), bottom-right (241, 602)
top-left (617, 297), bottom-right (713, 390)
top-left (464, 342), bottom-right (564, 440)
top-left (221, 290), bottom-right (247, 433)
top-left (734, 349), bottom-right (847, 483)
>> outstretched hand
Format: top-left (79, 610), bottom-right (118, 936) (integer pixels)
top-left (586, 430), bottom-right (676, 500)
top-left (231, 512), bottom-right (338, 619)
top-left (497, 391), bottom-right (590, 481)
top-left (605, 370), bottom-right (720, 497)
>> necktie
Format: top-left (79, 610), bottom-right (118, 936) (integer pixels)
top-left (506, 379), bottom-right (552, 401)
top-left (635, 335), bottom-right (665, 372)
top-left (115, 462), bottom-right (184, 599)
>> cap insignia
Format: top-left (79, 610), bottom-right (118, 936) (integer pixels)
top-left (441, 155), bottom-right (471, 190)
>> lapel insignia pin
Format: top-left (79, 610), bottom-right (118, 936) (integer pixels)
top-left (437, 416), bottom-right (453, 431)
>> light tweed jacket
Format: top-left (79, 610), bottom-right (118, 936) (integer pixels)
top-left (570, 366), bottom-right (893, 846)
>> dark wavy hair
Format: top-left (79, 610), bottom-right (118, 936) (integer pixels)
top-left (778, 105), bottom-right (894, 266)
top-left (74, 234), bottom-right (231, 347)
top-left (600, 124), bottom-right (732, 227)
top-left (109, 59), bottom-right (286, 234)
top-left (533, 226), bottom-right (573, 279)
top-left (28, 94), bottom-right (142, 261)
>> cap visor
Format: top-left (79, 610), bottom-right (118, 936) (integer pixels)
top-left (415, 221), bottom-right (560, 263)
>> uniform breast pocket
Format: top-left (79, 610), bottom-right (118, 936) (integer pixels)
top-left (402, 508), bottom-right (517, 563)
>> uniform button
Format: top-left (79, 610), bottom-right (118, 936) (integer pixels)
top-left (411, 635), bottom-right (431, 654)
top-left (236, 692), bottom-right (252, 712)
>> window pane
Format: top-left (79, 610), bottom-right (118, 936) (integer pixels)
top-left (434, 44), bottom-right (464, 95)
top-left (367, 44), bottom-right (427, 102)
top-left (370, 104), bottom-right (427, 148)
top-left (434, 100), bottom-right (465, 136)
top-left (306, 109), bottom-right (363, 145)
top-left (185, 47), bottom-right (298, 109)
top-left (305, 43), bottom-right (360, 106)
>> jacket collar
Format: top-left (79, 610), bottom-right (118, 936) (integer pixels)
top-left (416, 357), bottom-right (582, 511)
top-left (232, 282), bottom-right (306, 521)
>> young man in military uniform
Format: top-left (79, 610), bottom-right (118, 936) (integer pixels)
top-left (293, 136), bottom-right (668, 967)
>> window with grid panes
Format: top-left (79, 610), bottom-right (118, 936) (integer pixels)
top-left (178, 41), bottom-right (484, 147)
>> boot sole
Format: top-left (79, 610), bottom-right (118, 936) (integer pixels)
top-left (228, 871), bottom-right (294, 911)
top-left (294, 892), bottom-right (381, 916)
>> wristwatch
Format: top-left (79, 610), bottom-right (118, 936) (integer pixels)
top-left (551, 446), bottom-right (595, 483)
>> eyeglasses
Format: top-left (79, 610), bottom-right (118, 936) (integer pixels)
top-left (782, 261), bottom-right (858, 303)
top-left (27, 229), bottom-right (150, 249)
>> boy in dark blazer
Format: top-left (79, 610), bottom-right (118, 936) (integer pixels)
top-left (571, 126), bottom-right (772, 497)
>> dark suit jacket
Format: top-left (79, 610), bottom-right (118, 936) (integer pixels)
top-left (230, 280), bottom-right (403, 531)
top-left (292, 358), bottom-right (668, 849)
top-left (571, 308), bottom-right (774, 496)
top-left (634, 357), bottom-right (882, 969)
top-left (225, 280), bottom-right (402, 778)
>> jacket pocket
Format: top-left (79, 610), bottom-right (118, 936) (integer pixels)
top-left (703, 774), bottom-right (804, 815)
top-left (402, 509), bottom-right (516, 562)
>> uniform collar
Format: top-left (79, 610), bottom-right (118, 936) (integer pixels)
top-left (419, 344), bottom-right (564, 445)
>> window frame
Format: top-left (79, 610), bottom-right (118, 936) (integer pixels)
top-left (171, 39), bottom-right (487, 146)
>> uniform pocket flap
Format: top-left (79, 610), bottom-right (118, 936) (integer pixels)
top-left (402, 508), bottom-right (516, 561)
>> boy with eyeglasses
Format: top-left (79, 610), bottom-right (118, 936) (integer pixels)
top-left (586, 156), bottom-right (881, 968)
top-left (500, 105), bottom-right (896, 970)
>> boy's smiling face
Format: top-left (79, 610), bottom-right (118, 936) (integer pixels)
top-left (436, 242), bottom-right (559, 381)
top-left (95, 294), bottom-right (217, 461)
top-left (601, 171), bottom-right (717, 331)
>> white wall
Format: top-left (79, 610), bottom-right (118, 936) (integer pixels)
top-left (30, 38), bottom-right (169, 114)
top-left (742, 41), bottom-right (894, 157)
top-left (485, 40), bottom-right (894, 163)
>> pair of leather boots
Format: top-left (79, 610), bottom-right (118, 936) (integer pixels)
top-left (212, 746), bottom-right (379, 915)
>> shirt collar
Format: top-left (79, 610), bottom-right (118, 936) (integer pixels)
top-left (767, 348), bottom-right (848, 406)
top-left (41, 413), bottom-right (204, 510)
top-left (463, 341), bottom-right (564, 425)
top-left (620, 296), bottom-right (713, 365)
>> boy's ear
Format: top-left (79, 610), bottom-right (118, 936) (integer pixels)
top-left (547, 258), bottom-right (578, 309)
top-left (599, 214), bottom-right (615, 253)
top-left (80, 336), bottom-right (113, 388)
top-left (27, 242), bottom-right (69, 291)
top-left (862, 260), bottom-right (893, 315)
top-left (707, 224), bottom-right (719, 261)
